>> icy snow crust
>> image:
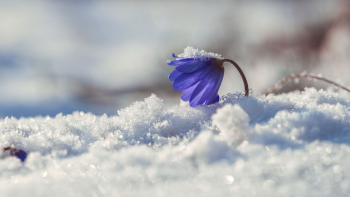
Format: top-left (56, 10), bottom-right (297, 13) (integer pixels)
top-left (178, 46), bottom-right (223, 61)
top-left (1, 88), bottom-right (350, 196)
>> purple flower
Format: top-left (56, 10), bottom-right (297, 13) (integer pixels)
top-left (14, 149), bottom-right (28, 162)
top-left (2, 147), bottom-right (28, 162)
top-left (167, 53), bottom-right (225, 107)
top-left (167, 47), bottom-right (249, 107)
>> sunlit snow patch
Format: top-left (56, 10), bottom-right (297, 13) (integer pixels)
top-left (0, 88), bottom-right (350, 196)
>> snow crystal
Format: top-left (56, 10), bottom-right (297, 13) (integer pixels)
top-left (178, 46), bottom-right (223, 61)
top-left (1, 88), bottom-right (350, 196)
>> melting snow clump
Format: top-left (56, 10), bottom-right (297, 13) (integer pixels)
top-left (1, 88), bottom-right (350, 196)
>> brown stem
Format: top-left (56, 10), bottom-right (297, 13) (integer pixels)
top-left (222, 59), bottom-right (249, 97)
top-left (265, 74), bottom-right (350, 95)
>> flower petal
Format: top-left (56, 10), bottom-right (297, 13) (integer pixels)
top-left (167, 58), bottom-right (195, 66)
top-left (204, 94), bottom-right (220, 105)
top-left (201, 69), bottom-right (224, 105)
top-left (213, 95), bottom-right (220, 103)
top-left (173, 65), bottom-right (214, 91)
top-left (168, 70), bottom-right (183, 81)
top-left (14, 150), bottom-right (28, 162)
top-left (189, 68), bottom-right (223, 107)
top-left (175, 60), bottom-right (211, 73)
top-left (181, 82), bottom-right (200, 101)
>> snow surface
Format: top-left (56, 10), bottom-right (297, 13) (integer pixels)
top-left (1, 88), bottom-right (350, 196)
top-left (178, 46), bottom-right (223, 61)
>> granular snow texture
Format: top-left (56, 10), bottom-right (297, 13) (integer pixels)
top-left (177, 46), bottom-right (223, 61)
top-left (1, 88), bottom-right (350, 197)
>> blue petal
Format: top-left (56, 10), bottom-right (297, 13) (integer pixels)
top-left (201, 69), bottom-right (224, 105)
top-left (167, 58), bottom-right (195, 66)
top-left (204, 94), bottom-right (220, 105)
top-left (14, 150), bottom-right (28, 162)
top-left (169, 70), bottom-right (183, 81)
top-left (189, 68), bottom-right (223, 107)
top-left (175, 60), bottom-right (211, 73)
top-left (173, 65), bottom-right (214, 91)
top-left (181, 82), bottom-right (200, 101)
top-left (213, 95), bottom-right (220, 103)
top-left (189, 72), bottom-right (218, 107)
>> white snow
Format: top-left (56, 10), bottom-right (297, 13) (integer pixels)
top-left (212, 104), bottom-right (250, 147)
top-left (1, 88), bottom-right (350, 196)
top-left (178, 46), bottom-right (223, 61)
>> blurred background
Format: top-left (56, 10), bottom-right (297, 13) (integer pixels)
top-left (0, 0), bottom-right (349, 118)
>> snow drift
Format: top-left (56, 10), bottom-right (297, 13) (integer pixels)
top-left (1, 88), bottom-right (350, 196)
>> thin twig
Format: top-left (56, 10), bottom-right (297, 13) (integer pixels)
top-left (265, 74), bottom-right (350, 96)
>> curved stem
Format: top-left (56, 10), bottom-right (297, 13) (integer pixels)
top-left (222, 59), bottom-right (249, 97)
top-left (265, 74), bottom-right (350, 95)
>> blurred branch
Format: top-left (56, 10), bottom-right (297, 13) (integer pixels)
top-left (265, 73), bottom-right (350, 96)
